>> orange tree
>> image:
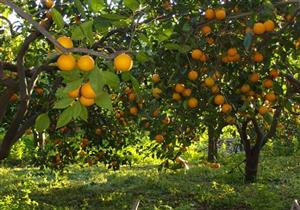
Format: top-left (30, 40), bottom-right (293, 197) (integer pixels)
top-left (1, 0), bottom-right (300, 183)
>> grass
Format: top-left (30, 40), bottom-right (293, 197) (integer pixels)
top-left (0, 153), bottom-right (300, 210)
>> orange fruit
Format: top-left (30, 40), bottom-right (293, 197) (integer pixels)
top-left (199, 54), bottom-right (208, 62)
top-left (68, 87), bottom-right (80, 98)
top-left (114, 53), bottom-right (133, 72)
top-left (249, 73), bottom-right (260, 83)
top-left (182, 88), bottom-right (192, 97)
top-left (222, 103), bottom-right (232, 113)
top-left (81, 82), bottom-right (96, 99)
top-left (172, 92), bottom-right (182, 101)
top-left (43, 0), bottom-right (54, 9)
top-left (188, 97), bottom-right (198, 108)
top-left (152, 88), bottom-right (162, 98)
top-left (240, 84), bottom-right (251, 93)
top-left (207, 37), bottom-right (214, 45)
top-left (77, 55), bottom-right (95, 72)
top-left (57, 54), bottom-right (76, 71)
top-left (264, 20), bottom-right (275, 32)
top-left (128, 93), bottom-right (136, 101)
top-left (175, 83), bottom-right (185, 93)
top-left (253, 22), bottom-right (265, 35)
top-left (265, 92), bottom-right (276, 102)
top-left (253, 52), bottom-right (264, 62)
top-left (79, 96), bottom-right (95, 107)
top-left (152, 74), bottom-right (160, 83)
top-left (205, 9), bottom-right (215, 20)
top-left (9, 94), bottom-right (18, 102)
top-left (258, 106), bottom-right (268, 115)
top-left (191, 49), bottom-right (203, 60)
top-left (56, 36), bottom-right (73, 51)
top-left (215, 8), bottom-right (226, 20)
top-left (201, 25), bottom-right (212, 36)
top-left (155, 134), bottom-right (164, 143)
top-left (210, 163), bottom-right (221, 169)
top-left (162, 116), bottom-right (171, 125)
top-left (211, 85), bottom-right (220, 94)
top-left (269, 69), bottom-right (279, 78)
top-left (204, 77), bottom-right (215, 87)
top-left (129, 106), bottom-right (138, 115)
top-left (263, 79), bottom-right (273, 88)
top-left (214, 95), bottom-right (225, 105)
top-left (188, 70), bottom-right (198, 81)
top-left (227, 48), bottom-right (238, 56)
top-left (35, 87), bottom-right (44, 95)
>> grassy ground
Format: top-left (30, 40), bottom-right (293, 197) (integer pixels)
top-left (0, 153), bottom-right (300, 210)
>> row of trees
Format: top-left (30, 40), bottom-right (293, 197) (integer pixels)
top-left (0, 0), bottom-right (300, 182)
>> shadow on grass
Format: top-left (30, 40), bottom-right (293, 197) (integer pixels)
top-left (29, 166), bottom-right (250, 210)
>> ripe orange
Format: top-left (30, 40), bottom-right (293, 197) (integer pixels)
top-left (129, 106), bottom-right (138, 115)
top-left (222, 103), bottom-right (232, 113)
top-left (114, 53), bottom-right (133, 72)
top-left (205, 9), bottom-right (215, 20)
top-left (162, 116), bottom-right (171, 125)
top-left (81, 82), bottom-right (96, 99)
top-left (155, 134), bottom-right (164, 143)
top-left (68, 88), bottom-right (80, 98)
top-left (152, 88), bottom-right (162, 98)
top-left (43, 0), bottom-right (53, 9)
top-left (227, 48), bottom-right (238, 56)
top-left (265, 92), bottom-right (276, 102)
top-left (9, 94), bottom-right (18, 102)
top-left (207, 37), bottom-right (214, 45)
top-left (263, 79), bottom-right (273, 89)
top-left (172, 92), bottom-right (182, 101)
top-left (258, 106), bottom-right (268, 115)
top-left (269, 69), bottom-right (279, 78)
top-left (182, 88), bottom-right (192, 97)
top-left (57, 54), bottom-right (76, 71)
top-left (204, 77), bottom-right (215, 88)
top-left (252, 52), bottom-right (264, 62)
top-left (264, 20), bottom-right (275, 32)
top-left (201, 25), bottom-right (212, 36)
top-left (253, 22), bottom-right (265, 35)
top-left (152, 74), bottom-right (160, 83)
top-left (191, 49), bottom-right (203, 60)
top-left (199, 54), bottom-right (208, 62)
top-left (188, 70), bottom-right (198, 81)
top-left (249, 73), bottom-right (260, 83)
top-left (128, 93), bottom-right (136, 101)
top-left (35, 87), bottom-right (44, 95)
top-left (215, 8), bottom-right (226, 20)
top-left (175, 83), bottom-right (185, 93)
top-left (211, 85), bottom-right (220, 94)
top-left (77, 55), bottom-right (95, 72)
top-left (210, 162), bottom-right (221, 169)
top-left (188, 97), bottom-right (198, 108)
top-left (214, 95), bottom-right (225, 105)
top-left (56, 36), bottom-right (73, 51)
top-left (79, 96), bottom-right (95, 107)
top-left (240, 84), bottom-right (251, 93)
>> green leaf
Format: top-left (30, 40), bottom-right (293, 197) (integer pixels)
top-left (53, 98), bottom-right (74, 109)
top-left (95, 92), bottom-right (113, 111)
top-left (243, 32), bottom-right (252, 50)
top-left (80, 21), bottom-right (94, 45)
top-left (35, 113), bottom-right (50, 132)
top-left (64, 78), bottom-right (83, 93)
top-left (102, 71), bottom-right (120, 89)
top-left (130, 74), bottom-right (140, 94)
top-left (124, 0), bottom-right (139, 11)
top-left (136, 52), bottom-right (149, 62)
top-left (79, 105), bottom-right (88, 121)
top-left (89, 0), bottom-right (105, 12)
top-left (121, 72), bottom-right (131, 81)
top-left (72, 101), bottom-right (82, 119)
top-left (56, 107), bottom-right (73, 128)
top-left (71, 25), bottom-right (85, 41)
top-left (165, 43), bottom-right (180, 50)
top-left (178, 45), bottom-right (191, 53)
top-left (51, 8), bottom-right (65, 29)
top-left (74, 0), bottom-right (86, 18)
top-left (89, 66), bottom-right (104, 93)
top-left (101, 14), bottom-right (128, 21)
top-left (60, 69), bottom-right (81, 82)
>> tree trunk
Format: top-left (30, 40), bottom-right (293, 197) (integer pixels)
top-left (245, 149), bottom-right (260, 183)
top-left (207, 125), bottom-right (217, 162)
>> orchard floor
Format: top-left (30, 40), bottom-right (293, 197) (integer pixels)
top-left (1, 154), bottom-right (300, 210)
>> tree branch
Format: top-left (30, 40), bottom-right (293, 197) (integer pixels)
top-left (0, 15), bottom-right (15, 35)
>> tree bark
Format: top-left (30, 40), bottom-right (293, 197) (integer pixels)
top-left (207, 125), bottom-right (219, 162)
top-left (245, 148), bottom-right (260, 183)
